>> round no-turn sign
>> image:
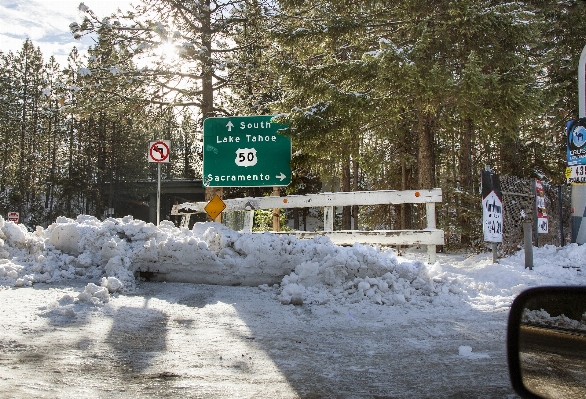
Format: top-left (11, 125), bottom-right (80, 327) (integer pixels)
top-left (7, 212), bottom-right (19, 223)
top-left (148, 140), bottom-right (171, 163)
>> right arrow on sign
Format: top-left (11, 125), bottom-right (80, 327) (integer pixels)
top-left (276, 172), bottom-right (286, 181)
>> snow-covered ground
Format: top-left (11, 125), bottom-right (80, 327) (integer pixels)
top-left (1, 215), bottom-right (585, 398)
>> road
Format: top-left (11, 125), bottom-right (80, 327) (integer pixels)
top-left (519, 325), bottom-right (586, 399)
top-left (0, 282), bottom-right (518, 398)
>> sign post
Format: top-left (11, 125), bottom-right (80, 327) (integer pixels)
top-left (569, 45), bottom-right (586, 244)
top-left (148, 140), bottom-right (171, 226)
top-left (203, 116), bottom-right (291, 187)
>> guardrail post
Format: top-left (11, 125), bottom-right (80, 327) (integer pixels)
top-left (426, 202), bottom-right (437, 264)
top-left (324, 206), bottom-right (334, 232)
top-left (523, 222), bottom-right (533, 270)
top-left (180, 214), bottom-right (191, 229)
top-left (242, 210), bottom-right (254, 233)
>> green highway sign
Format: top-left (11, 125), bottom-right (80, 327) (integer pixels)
top-left (203, 115), bottom-right (292, 187)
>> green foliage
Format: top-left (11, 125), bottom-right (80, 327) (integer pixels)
top-left (252, 209), bottom-right (291, 232)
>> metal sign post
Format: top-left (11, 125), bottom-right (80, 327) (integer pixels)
top-left (148, 140), bottom-right (171, 226)
top-left (569, 45), bottom-right (586, 244)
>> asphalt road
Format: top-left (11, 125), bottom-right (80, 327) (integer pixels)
top-left (519, 325), bottom-right (586, 399)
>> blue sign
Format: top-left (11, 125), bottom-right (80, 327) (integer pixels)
top-left (566, 118), bottom-right (586, 165)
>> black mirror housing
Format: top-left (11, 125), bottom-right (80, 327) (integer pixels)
top-left (507, 286), bottom-right (586, 399)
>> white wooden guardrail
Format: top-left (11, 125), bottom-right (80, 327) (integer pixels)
top-left (171, 189), bottom-right (443, 263)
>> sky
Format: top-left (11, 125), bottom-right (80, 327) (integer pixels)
top-left (0, 0), bottom-right (135, 66)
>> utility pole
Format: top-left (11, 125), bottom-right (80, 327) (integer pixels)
top-left (572, 46), bottom-right (586, 244)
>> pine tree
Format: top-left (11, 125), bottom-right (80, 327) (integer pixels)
top-left (8, 40), bottom-right (47, 222)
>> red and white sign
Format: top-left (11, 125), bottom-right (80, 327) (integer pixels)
top-left (535, 179), bottom-right (548, 234)
top-left (7, 212), bottom-right (19, 223)
top-left (148, 140), bottom-right (171, 163)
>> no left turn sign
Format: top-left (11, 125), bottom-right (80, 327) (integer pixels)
top-left (148, 140), bottom-right (171, 163)
top-left (7, 212), bottom-right (19, 223)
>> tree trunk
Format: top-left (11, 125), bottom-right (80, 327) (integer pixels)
top-left (352, 159), bottom-right (359, 230)
top-left (418, 112), bottom-right (436, 229)
top-left (418, 112), bottom-right (436, 190)
top-left (458, 118), bottom-right (473, 245)
top-left (17, 50), bottom-right (29, 217)
top-left (341, 157), bottom-right (351, 230)
top-left (201, 0), bottom-right (221, 220)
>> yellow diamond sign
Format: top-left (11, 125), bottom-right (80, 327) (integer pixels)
top-left (204, 195), bottom-right (226, 220)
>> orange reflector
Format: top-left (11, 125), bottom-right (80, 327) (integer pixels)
top-left (283, 199), bottom-right (288, 203)
top-left (415, 192), bottom-right (420, 197)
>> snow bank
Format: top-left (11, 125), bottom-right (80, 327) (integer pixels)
top-left (1, 215), bottom-right (585, 309)
top-left (523, 309), bottom-right (586, 331)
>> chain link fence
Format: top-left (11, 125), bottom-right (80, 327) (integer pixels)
top-left (500, 176), bottom-right (571, 256)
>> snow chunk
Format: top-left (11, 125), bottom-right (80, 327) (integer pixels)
top-left (101, 276), bottom-right (124, 293)
top-left (459, 345), bottom-right (490, 359)
top-left (78, 282), bottom-right (110, 303)
top-left (280, 283), bottom-right (304, 306)
top-left (2, 221), bottom-right (28, 249)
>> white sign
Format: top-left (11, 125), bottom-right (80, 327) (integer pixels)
top-left (235, 148), bottom-right (258, 167)
top-left (566, 164), bottom-right (586, 184)
top-left (535, 179), bottom-right (548, 234)
top-left (148, 140), bottom-right (171, 163)
top-left (7, 212), bottom-right (19, 223)
top-left (482, 191), bottom-right (503, 242)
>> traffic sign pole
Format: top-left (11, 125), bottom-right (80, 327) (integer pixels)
top-left (572, 46), bottom-right (586, 244)
top-left (157, 163), bottom-right (161, 226)
top-left (148, 140), bottom-right (171, 226)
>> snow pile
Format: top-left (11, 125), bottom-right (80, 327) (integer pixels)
top-left (277, 248), bottom-right (432, 306)
top-left (1, 214), bottom-right (586, 310)
top-left (522, 309), bottom-right (586, 331)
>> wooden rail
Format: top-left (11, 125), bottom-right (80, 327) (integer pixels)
top-left (172, 189), bottom-right (443, 263)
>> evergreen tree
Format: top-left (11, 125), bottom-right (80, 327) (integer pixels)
top-left (9, 40), bottom-right (47, 222)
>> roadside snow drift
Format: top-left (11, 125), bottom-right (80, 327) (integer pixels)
top-left (1, 215), bottom-right (585, 308)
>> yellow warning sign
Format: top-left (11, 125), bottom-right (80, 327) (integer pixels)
top-left (565, 167), bottom-right (571, 179)
top-left (204, 195), bottom-right (226, 220)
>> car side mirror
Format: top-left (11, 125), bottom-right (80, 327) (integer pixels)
top-left (507, 286), bottom-right (586, 398)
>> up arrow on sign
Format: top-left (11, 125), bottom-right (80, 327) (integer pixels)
top-left (226, 121), bottom-right (234, 131)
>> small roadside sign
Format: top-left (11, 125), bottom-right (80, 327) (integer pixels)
top-left (566, 164), bottom-right (586, 184)
top-left (148, 140), bottom-right (171, 163)
top-left (535, 179), bottom-right (548, 233)
top-left (7, 212), bottom-right (19, 223)
top-left (481, 170), bottom-right (503, 243)
top-left (204, 195), bottom-right (226, 220)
